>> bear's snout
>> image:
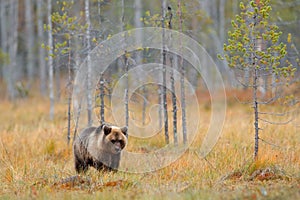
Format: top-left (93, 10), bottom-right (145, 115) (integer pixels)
top-left (113, 141), bottom-right (122, 153)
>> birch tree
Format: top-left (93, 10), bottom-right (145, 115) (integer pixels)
top-left (120, 0), bottom-right (130, 127)
top-left (25, 0), bottom-right (35, 88)
top-left (96, 1), bottom-right (105, 124)
top-left (167, 6), bottom-right (178, 145)
top-left (99, 74), bottom-right (105, 123)
top-left (219, 0), bottom-right (225, 46)
top-left (177, 0), bottom-right (187, 144)
top-left (5, 0), bottom-right (19, 100)
top-left (134, 0), bottom-right (147, 126)
top-left (85, 0), bottom-right (93, 126)
top-left (37, 0), bottom-right (47, 96)
top-left (134, 0), bottom-right (143, 64)
top-left (47, 0), bottom-right (54, 120)
top-left (161, 0), bottom-right (169, 144)
top-left (0, 1), bottom-right (10, 98)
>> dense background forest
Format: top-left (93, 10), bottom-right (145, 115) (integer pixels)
top-left (0, 0), bottom-right (300, 199)
top-left (1, 0), bottom-right (299, 100)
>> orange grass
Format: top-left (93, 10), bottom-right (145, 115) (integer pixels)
top-left (0, 92), bottom-right (299, 199)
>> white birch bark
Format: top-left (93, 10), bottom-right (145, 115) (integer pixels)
top-left (219, 0), bottom-right (225, 45)
top-left (85, 0), bottom-right (93, 126)
top-left (37, 0), bottom-right (47, 96)
top-left (0, 1), bottom-right (9, 96)
top-left (122, 0), bottom-right (129, 127)
top-left (161, 0), bottom-right (169, 144)
top-left (47, 0), bottom-right (54, 120)
top-left (6, 0), bottom-right (19, 100)
top-left (178, 0), bottom-right (187, 144)
top-left (25, 0), bottom-right (35, 88)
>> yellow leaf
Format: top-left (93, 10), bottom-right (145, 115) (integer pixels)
top-left (287, 33), bottom-right (292, 43)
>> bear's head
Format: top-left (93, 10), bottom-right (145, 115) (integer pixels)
top-left (97, 124), bottom-right (128, 154)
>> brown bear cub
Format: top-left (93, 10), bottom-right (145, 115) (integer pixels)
top-left (73, 123), bottom-right (128, 173)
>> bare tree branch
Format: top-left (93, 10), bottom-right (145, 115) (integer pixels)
top-left (259, 117), bottom-right (294, 125)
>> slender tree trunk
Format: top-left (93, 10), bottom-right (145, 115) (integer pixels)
top-left (219, 0), bottom-right (225, 46)
top-left (47, 0), bottom-right (55, 120)
top-left (142, 87), bottom-right (147, 125)
top-left (73, 36), bottom-right (82, 141)
top-left (55, 58), bottom-right (61, 100)
top-left (121, 0), bottom-right (129, 127)
top-left (134, 0), bottom-right (146, 126)
top-left (0, 2), bottom-right (7, 56)
top-left (134, 0), bottom-right (143, 64)
top-left (180, 60), bottom-right (187, 145)
top-left (158, 87), bottom-right (163, 129)
top-left (85, 0), bottom-right (93, 126)
top-left (5, 0), bottom-right (18, 100)
top-left (244, 67), bottom-right (250, 89)
top-left (73, 36), bottom-right (83, 141)
top-left (178, 0), bottom-right (187, 144)
top-left (251, 13), bottom-right (259, 159)
top-left (99, 73), bottom-right (105, 123)
top-left (107, 79), bottom-right (112, 102)
top-left (1, 1), bottom-right (9, 98)
top-left (161, 0), bottom-right (169, 144)
top-left (168, 7), bottom-right (178, 145)
top-left (125, 56), bottom-right (129, 127)
top-left (25, 0), bottom-right (35, 88)
top-left (121, 0), bottom-right (125, 32)
top-left (262, 73), bottom-right (267, 99)
top-left (162, 55), bottom-right (169, 144)
top-left (37, 0), bottom-right (47, 96)
top-left (232, 0), bottom-right (238, 15)
top-left (170, 55), bottom-right (178, 145)
top-left (253, 66), bottom-right (259, 159)
top-left (98, 0), bottom-right (101, 25)
top-left (271, 73), bottom-right (277, 97)
top-left (10, 0), bottom-right (19, 99)
top-left (67, 38), bottom-right (72, 145)
top-left (209, 0), bottom-right (218, 31)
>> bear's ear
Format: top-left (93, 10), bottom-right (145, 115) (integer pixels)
top-left (103, 125), bottom-right (112, 136)
top-left (121, 126), bottom-right (128, 137)
top-left (95, 123), bottom-right (105, 134)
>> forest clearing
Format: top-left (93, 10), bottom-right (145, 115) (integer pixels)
top-left (1, 0), bottom-right (300, 199)
top-left (0, 88), bottom-right (299, 199)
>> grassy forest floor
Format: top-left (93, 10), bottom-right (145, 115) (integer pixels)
top-left (0, 89), bottom-right (299, 200)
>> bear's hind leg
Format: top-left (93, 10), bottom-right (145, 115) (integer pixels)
top-left (75, 158), bottom-right (88, 173)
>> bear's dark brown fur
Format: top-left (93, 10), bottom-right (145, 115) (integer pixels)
top-left (73, 123), bottom-right (128, 173)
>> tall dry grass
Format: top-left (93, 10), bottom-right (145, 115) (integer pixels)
top-left (0, 91), bottom-right (299, 199)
